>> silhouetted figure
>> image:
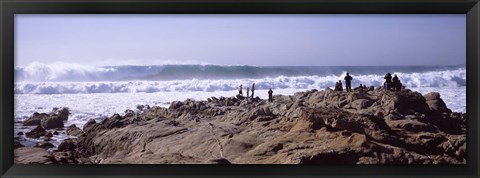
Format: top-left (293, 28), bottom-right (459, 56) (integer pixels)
top-left (384, 73), bottom-right (392, 92)
top-left (334, 81), bottom-right (340, 91)
top-left (396, 79), bottom-right (403, 92)
top-left (246, 87), bottom-right (250, 98)
top-left (251, 83), bottom-right (255, 98)
top-left (344, 73), bottom-right (353, 92)
top-left (355, 84), bottom-right (363, 91)
top-left (392, 75), bottom-right (399, 92)
top-left (239, 85), bottom-right (243, 96)
top-left (338, 80), bottom-right (343, 91)
top-left (268, 88), bottom-right (273, 102)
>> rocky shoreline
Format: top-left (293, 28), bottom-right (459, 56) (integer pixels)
top-left (14, 87), bottom-right (466, 164)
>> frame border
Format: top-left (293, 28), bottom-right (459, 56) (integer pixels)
top-left (1, 0), bottom-right (479, 177)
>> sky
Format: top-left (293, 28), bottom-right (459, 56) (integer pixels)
top-left (15, 14), bottom-right (466, 67)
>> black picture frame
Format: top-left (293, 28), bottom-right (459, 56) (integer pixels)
top-left (1, 0), bottom-right (479, 177)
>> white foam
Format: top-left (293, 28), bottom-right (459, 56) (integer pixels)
top-left (14, 68), bottom-right (466, 95)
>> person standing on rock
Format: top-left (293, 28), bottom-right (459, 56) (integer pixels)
top-left (239, 85), bottom-right (243, 96)
top-left (384, 73), bottom-right (392, 92)
top-left (246, 87), bottom-right (250, 98)
top-left (251, 83), bottom-right (255, 98)
top-left (338, 80), bottom-right (343, 91)
top-left (268, 88), bottom-right (273, 102)
top-left (344, 73), bottom-right (353, 92)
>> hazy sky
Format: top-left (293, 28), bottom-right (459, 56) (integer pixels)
top-left (15, 14), bottom-right (465, 67)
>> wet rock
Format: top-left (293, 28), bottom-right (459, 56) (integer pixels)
top-left (24, 108), bottom-right (69, 128)
top-left (23, 112), bottom-right (48, 126)
top-left (41, 115), bottom-right (65, 129)
top-left (52, 107), bottom-right (70, 121)
top-left (25, 126), bottom-right (47, 139)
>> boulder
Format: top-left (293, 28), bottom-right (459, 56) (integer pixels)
top-left (25, 126), bottom-right (48, 139)
top-left (52, 107), bottom-right (70, 121)
top-left (40, 115), bottom-right (65, 129)
top-left (381, 91), bottom-right (430, 115)
top-left (23, 112), bottom-right (48, 126)
top-left (67, 124), bottom-right (84, 136)
top-left (24, 108), bottom-right (69, 129)
top-left (58, 139), bottom-right (77, 152)
top-left (424, 92), bottom-right (452, 114)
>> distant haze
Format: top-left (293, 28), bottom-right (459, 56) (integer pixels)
top-left (15, 14), bottom-right (466, 67)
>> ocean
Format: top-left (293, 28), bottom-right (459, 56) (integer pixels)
top-left (14, 63), bottom-right (466, 147)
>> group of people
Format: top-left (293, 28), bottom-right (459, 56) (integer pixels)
top-left (384, 73), bottom-right (403, 92)
top-left (239, 83), bottom-right (274, 102)
top-left (335, 73), bottom-right (353, 92)
top-left (237, 72), bottom-right (404, 103)
top-left (335, 72), bottom-right (403, 92)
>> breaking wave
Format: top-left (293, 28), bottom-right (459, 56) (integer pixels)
top-left (15, 62), bottom-right (466, 82)
top-left (15, 67), bottom-right (466, 94)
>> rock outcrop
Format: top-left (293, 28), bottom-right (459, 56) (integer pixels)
top-left (16, 89), bottom-right (467, 164)
top-left (23, 107), bottom-right (70, 129)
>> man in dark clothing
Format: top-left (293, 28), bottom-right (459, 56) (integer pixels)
top-left (344, 73), bottom-right (353, 92)
top-left (268, 88), bottom-right (273, 102)
top-left (239, 85), bottom-right (243, 96)
top-left (392, 75), bottom-right (399, 92)
top-left (251, 83), bottom-right (255, 98)
top-left (338, 80), bottom-right (343, 91)
top-left (246, 87), bottom-right (250, 98)
top-left (384, 73), bottom-right (392, 92)
top-left (396, 79), bottom-right (403, 92)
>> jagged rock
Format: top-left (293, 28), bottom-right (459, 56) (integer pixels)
top-left (64, 89), bottom-right (467, 164)
top-left (23, 108), bottom-right (69, 129)
top-left (52, 107), bottom-right (70, 121)
top-left (25, 126), bottom-right (48, 139)
top-left (83, 119), bottom-right (100, 133)
top-left (67, 124), bottom-right (84, 136)
top-left (424, 92), bottom-right (452, 114)
top-left (23, 112), bottom-right (48, 126)
top-left (40, 115), bottom-right (65, 129)
top-left (58, 139), bottom-right (77, 152)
